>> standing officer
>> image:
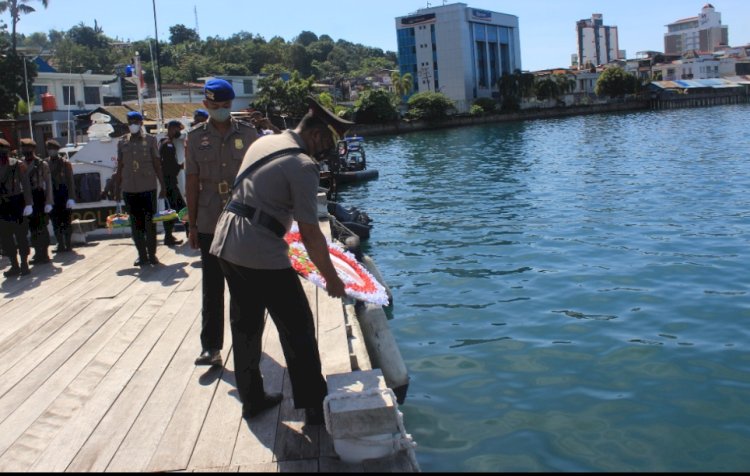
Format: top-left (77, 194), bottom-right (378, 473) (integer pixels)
top-left (186, 79), bottom-right (258, 367)
top-left (159, 120), bottom-right (186, 247)
top-left (209, 97), bottom-right (349, 423)
top-left (0, 138), bottom-right (34, 277)
top-left (191, 109), bottom-right (209, 127)
top-left (114, 111), bottom-right (167, 267)
top-left (21, 138), bottom-right (54, 265)
top-left (46, 139), bottom-right (76, 253)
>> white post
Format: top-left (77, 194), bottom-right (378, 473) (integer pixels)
top-left (134, 52), bottom-right (144, 114)
top-left (22, 55), bottom-right (34, 142)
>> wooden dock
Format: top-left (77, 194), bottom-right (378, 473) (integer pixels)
top-left (0, 227), bottom-right (417, 472)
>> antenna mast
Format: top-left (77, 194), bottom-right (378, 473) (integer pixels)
top-left (194, 5), bottom-right (200, 37)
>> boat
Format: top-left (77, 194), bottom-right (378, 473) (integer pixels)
top-left (333, 136), bottom-right (379, 185)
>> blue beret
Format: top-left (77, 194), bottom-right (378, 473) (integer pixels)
top-left (204, 79), bottom-right (235, 102)
top-left (127, 111), bottom-right (143, 121)
top-left (194, 109), bottom-right (209, 118)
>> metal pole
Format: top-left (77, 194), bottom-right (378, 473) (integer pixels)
top-left (152, 0), bottom-right (165, 130)
top-left (22, 55), bottom-right (34, 142)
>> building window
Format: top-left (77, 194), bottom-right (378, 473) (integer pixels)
top-left (63, 86), bottom-right (76, 106)
top-left (33, 85), bottom-right (48, 105)
top-left (243, 80), bottom-right (254, 95)
top-left (84, 86), bottom-right (101, 105)
top-left (476, 41), bottom-right (488, 88)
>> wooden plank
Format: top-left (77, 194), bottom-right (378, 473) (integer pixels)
top-left (28, 292), bottom-right (176, 472)
top-left (0, 293), bottom-right (149, 467)
top-left (105, 288), bottom-right (203, 473)
top-left (66, 290), bottom-right (201, 472)
top-left (237, 462), bottom-right (279, 472)
top-left (363, 450), bottom-right (419, 473)
top-left (316, 288), bottom-right (351, 376)
top-left (230, 315), bottom-right (284, 468)
top-left (272, 371), bottom-right (321, 463)
top-left (277, 459), bottom-right (318, 472)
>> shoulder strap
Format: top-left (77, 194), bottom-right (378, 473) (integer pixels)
top-left (232, 147), bottom-right (305, 190)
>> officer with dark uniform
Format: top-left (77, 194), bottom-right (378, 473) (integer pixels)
top-left (46, 139), bottom-right (76, 253)
top-left (0, 138), bottom-right (34, 277)
top-left (209, 97), bottom-right (349, 423)
top-left (192, 109), bottom-right (209, 127)
top-left (186, 78), bottom-right (259, 367)
top-left (21, 138), bottom-right (54, 264)
top-left (158, 120), bottom-right (186, 246)
top-left (114, 111), bottom-right (167, 267)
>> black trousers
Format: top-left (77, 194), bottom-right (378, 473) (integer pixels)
top-left (50, 188), bottom-right (72, 247)
top-left (123, 190), bottom-right (158, 260)
top-left (163, 175), bottom-right (185, 239)
top-left (218, 259), bottom-right (327, 410)
top-left (0, 194), bottom-right (30, 260)
top-left (28, 189), bottom-right (50, 256)
top-left (199, 233), bottom-right (229, 351)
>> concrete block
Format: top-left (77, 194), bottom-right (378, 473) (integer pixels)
top-left (326, 369), bottom-right (400, 439)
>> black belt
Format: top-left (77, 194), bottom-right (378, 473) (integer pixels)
top-left (226, 200), bottom-right (285, 238)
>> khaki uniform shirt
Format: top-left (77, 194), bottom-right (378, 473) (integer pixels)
top-left (117, 133), bottom-right (161, 194)
top-left (185, 119), bottom-right (258, 235)
top-left (210, 131), bottom-right (320, 270)
top-left (0, 158), bottom-right (33, 206)
top-left (49, 156), bottom-right (76, 196)
top-left (25, 156), bottom-right (53, 205)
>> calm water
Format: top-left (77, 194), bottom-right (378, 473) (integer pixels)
top-left (338, 105), bottom-right (750, 472)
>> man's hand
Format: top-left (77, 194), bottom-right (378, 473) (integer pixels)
top-left (44, 204), bottom-right (53, 214)
top-left (325, 274), bottom-right (347, 299)
top-left (22, 205), bottom-right (33, 217)
top-left (158, 189), bottom-right (166, 199)
top-left (66, 199), bottom-right (75, 209)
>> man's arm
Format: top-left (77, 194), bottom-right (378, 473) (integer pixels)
top-left (299, 222), bottom-right (346, 299)
top-left (151, 136), bottom-right (166, 198)
top-left (114, 144), bottom-right (124, 200)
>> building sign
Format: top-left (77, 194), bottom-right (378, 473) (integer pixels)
top-left (472, 9), bottom-right (493, 22)
top-left (401, 13), bottom-right (436, 26)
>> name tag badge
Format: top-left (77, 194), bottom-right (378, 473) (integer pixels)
top-left (235, 139), bottom-right (244, 150)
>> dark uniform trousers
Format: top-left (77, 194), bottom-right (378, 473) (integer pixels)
top-left (218, 259), bottom-right (328, 409)
top-left (123, 190), bottom-right (157, 260)
top-left (28, 188), bottom-right (50, 257)
top-left (0, 194), bottom-right (30, 261)
top-left (51, 186), bottom-right (73, 250)
top-left (163, 175), bottom-right (185, 240)
top-left (198, 233), bottom-right (228, 351)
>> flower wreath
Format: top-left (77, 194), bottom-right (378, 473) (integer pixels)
top-left (285, 223), bottom-right (389, 306)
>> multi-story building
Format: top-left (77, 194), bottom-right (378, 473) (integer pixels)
top-left (395, 2), bottom-right (522, 113)
top-left (664, 4), bottom-right (728, 56)
top-left (576, 14), bottom-right (621, 69)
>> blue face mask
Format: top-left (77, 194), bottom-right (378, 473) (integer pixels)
top-left (208, 108), bottom-right (231, 122)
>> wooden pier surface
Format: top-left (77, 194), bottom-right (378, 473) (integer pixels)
top-left (0, 231), bottom-right (417, 472)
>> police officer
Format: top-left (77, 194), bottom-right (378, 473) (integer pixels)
top-left (114, 111), bottom-right (167, 267)
top-left (0, 138), bottom-right (34, 277)
top-left (191, 109), bottom-right (209, 127)
top-left (46, 139), bottom-right (76, 253)
top-left (209, 97), bottom-right (348, 423)
top-left (20, 138), bottom-right (54, 265)
top-left (186, 79), bottom-right (259, 367)
top-left (158, 120), bottom-right (186, 246)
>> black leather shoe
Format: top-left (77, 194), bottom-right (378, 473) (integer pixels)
top-left (194, 349), bottom-right (222, 366)
top-left (164, 237), bottom-right (183, 247)
top-left (304, 406), bottom-right (325, 425)
top-left (149, 256), bottom-right (162, 266)
top-left (134, 257), bottom-right (148, 267)
top-left (3, 267), bottom-right (21, 278)
top-left (242, 392), bottom-right (283, 419)
top-left (31, 255), bottom-right (51, 265)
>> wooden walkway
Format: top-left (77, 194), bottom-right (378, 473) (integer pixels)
top-left (0, 228), bottom-right (417, 472)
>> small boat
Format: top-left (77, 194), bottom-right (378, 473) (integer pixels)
top-left (333, 136), bottom-right (379, 185)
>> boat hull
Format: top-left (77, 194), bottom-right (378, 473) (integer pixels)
top-left (336, 169), bottom-right (379, 184)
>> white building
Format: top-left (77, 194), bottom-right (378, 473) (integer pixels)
top-left (664, 4), bottom-right (728, 56)
top-left (576, 14), bottom-right (621, 69)
top-left (31, 71), bottom-right (123, 113)
top-left (395, 2), bottom-right (522, 113)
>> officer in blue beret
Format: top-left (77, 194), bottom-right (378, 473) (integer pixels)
top-left (192, 109), bottom-right (209, 127)
top-left (115, 110), bottom-right (167, 267)
top-left (185, 78), bottom-right (259, 367)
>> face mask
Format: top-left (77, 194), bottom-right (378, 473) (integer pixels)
top-left (208, 108), bottom-right (231, 122)
top-left (49, 150), bottom-right (59, 158)
top-left (23, 150), bottom-right (34, 160)
top-left (129, 124), bottom-right (142, 134)
top-left (171, 131), bottom-right (181, 139)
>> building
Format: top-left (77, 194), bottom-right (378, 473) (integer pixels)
top-left (576, 14), bottom-right (621, 69)
top-left (664, 4), bottom-right (728, 56)
top-left (395, 2), bottom-right (522, 113)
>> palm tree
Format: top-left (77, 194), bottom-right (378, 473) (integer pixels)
top-left (0, 0), bottom-right (49, 53)
top-left (390, 71), bottom-right (414, 100)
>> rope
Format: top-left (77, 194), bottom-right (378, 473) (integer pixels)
top-left (323, 387), bottom-right (420, 471)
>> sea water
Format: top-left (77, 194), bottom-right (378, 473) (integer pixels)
top-left (338, 104), bottom-right (750, 472)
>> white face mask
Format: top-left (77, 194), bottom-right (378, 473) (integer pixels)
top-left (208, 108), bottom-right (231, 122)
top-left (129, 124), bottom-right (142, 134)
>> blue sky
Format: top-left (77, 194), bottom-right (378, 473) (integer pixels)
top-left (10, 0), bottom-right (750, 71)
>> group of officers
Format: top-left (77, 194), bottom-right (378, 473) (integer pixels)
top-left (0, 137), bottom-right (76, 278)
top-left (76, 78), bottom-right (350, 425)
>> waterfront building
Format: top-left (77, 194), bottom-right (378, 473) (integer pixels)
top-left (664, 4), bottom-right (728, 56)
top-left (576, 14), bottom-right (621, 69)
top-left (395, 2), bottom-right (522, 113)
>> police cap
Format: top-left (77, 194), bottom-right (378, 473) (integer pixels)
top-left (306, 96), bottom-right (354, 137)
top-left (45, 139), bottom-right (61, 149)
top-left (204, 79), bottom-right (235, 102)
top-left (20, 138), bottom-right (37, 147)
top-left (0, 138), bottom-right (10, 148)
top-left (194, 108), bottom-right (209, 118)
top-left (127, 111), bottom-right (144, 122)
top-left (167, 120), bottom-right (185, 130)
